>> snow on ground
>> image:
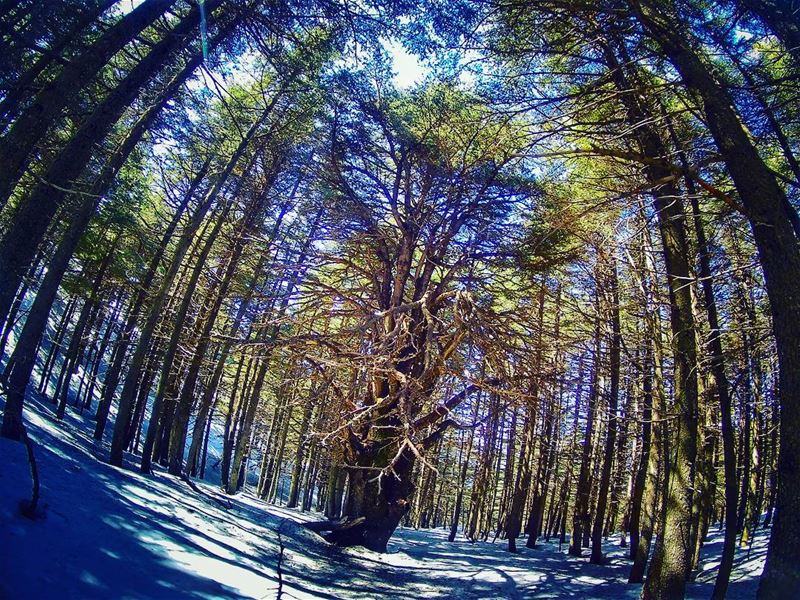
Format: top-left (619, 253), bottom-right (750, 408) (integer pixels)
top-left (0, 396), bottom-right (767, 599)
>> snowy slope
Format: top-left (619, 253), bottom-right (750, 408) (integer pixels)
top-left (0, 398), bottom-right (766, 599)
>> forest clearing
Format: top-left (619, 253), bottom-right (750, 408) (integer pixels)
top-left (0, 0), bottom-right (798, 598)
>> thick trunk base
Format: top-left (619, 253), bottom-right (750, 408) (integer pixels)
top-left (316, 493), bottom-right (410, 553)
top-left (307, 466), bottom-right (412, 552)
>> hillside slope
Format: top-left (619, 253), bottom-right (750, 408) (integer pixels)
top-left (0, 398), bottom-right (767, 599)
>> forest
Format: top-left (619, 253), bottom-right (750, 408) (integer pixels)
top-left (0, 0), bottom-right (798, 598)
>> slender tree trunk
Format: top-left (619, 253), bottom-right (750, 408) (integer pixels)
top-left (58, 285), bottom-right (105, 408)
top-left (81, 296), bottom-right (120, 412)
top-left (145, 179), bottom-right (244, 473)
top-left (324, 463), bottom-right (346, 519)
top-left (38, 296), bottom-right (78, 394)
top-left (762, 400), bottom-right (779, 528)
top-left (167, 180), bottom-right (277, 475)
top-left (506, 408), bottom-right (533, 552)
top-left (221, 354), bottom-right (252, 489)
top-left (591, 258), bottom-right (621, 564)
top-left (629, 343), bottom-right (654, 558)
top-left (627, 206), bottom-right (668, 586)
top-left (449, 396), bottom-right (481, 542)
top-left (228, 358), bottom-right (270, 493)
top-left (0, 247), bottom-right (44, 358)
top-left (54, 279), bottom-right (110, 420)
top-left (675, 150), bottom-right (739, 600)
top-left (598, 38), bottom-right (699, 598)
top-left (287, 401), bottom-right (315, 508)
top-left (570, 314), bottom-right (601, 557)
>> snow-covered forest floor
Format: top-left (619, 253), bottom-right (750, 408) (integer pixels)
top-left (1, 397), bottom-right (767, 600)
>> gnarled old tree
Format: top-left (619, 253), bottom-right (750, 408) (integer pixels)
top-left (0, 1), bottom-right (794, 597)
top-left (302, 81), bottom-right (533, 551)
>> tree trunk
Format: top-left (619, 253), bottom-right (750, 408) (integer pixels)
top-left (676, 148), bottom-right (739, 600)
top-left (221, 354), bottom-right (252, 490)
top-left (0, 247), bottom-right (44, 358)
top-left (81, 297), bottom-right (120, 412)
top-left (37, 296), bottom-right (78, 394)
top-left (54, 279), bottom-right (109, 420)
top-left (591, 257), bottom-right (621, 564)
top-left (227, 359), bottom-right (269, 493)
top-left (0, 2), bottom-right (222, 332)
top-left (0, 0), bottom-right (177, 204)
top-left (627, 202), bottom-right (668, 585)
top-left (506, 409), bottom-right (533, 552)
top-left (570, 314), bottom-right (601, 557)
top-left (287, 401), bottom-right (315, 508)
top-left (324, 463), bottom-right (346, 519)
top-left (598, 36), bottom-right (699, 597)
top-left (449, 399), bottom-right (480, 542)
top-left (167, 181), bottom-right (275, 475)
top-left (629, 344), bottom-right (654, 555)
top-left (629, 4), bottom-right (800, 594)
top-left (325, 452), bottom-right (415, 553)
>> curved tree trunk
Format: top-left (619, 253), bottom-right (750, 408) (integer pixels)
top-left (596, 36), bottom-right (699, 598)
top-left (628, 3), bottom-right (800, 595)
top-left (0, 0), bottom-right (177, 205)
top-left (0, 1), bottom-right (219, 332)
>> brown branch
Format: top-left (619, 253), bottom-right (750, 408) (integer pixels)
top-left (412, 377), bottom-right (501, 432)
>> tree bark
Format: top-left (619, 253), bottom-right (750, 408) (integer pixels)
top-left (0, 2), bottom-right (223, 333)
top-left (449, 396), bottom-right (481, 542)
top-left (287, 401), bottom-right (315, 508)
top-left (0, 0), bottom-right (178, 205)
top-left (628, 4), bottom-right (800, 594)
top-left (590, 257), bottom-right (620, 564)
top-left (570, 313), bottom-right (600, 557)
top-left (597, 35), bottom-right (699, 598)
